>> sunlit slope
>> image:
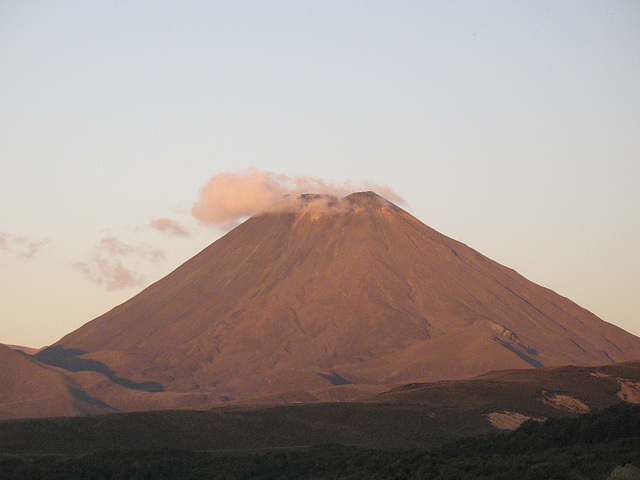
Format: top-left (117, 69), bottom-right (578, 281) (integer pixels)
top-left (0, 344), bottom-right (115, 418)
top-left (47, 192), bottom-right (640, 401)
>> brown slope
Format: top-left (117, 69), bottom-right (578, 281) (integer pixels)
top-left (5, 344), bottom-right (42, 355)
top-left (43, 192), bottom-right (640, 403)
top-left (2, 361), bottom-right (640, 453)
top-left (0, 344), bottom-right (115, 419)
top-left (372, 360), bottom-right (640, 432)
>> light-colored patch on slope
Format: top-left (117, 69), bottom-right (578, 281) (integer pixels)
top-left (590, 371), bottom-right (610, 378)
top-left (617, 379), bottom-right (640, 403)
top-left (485, 411), bottom-right (543, 430)
top-left (541, 392), bottom-right (590, 414)
top-left (607, 463), bottom-right (640, 480)
top-left (489, 322), bottom-right (521, 344)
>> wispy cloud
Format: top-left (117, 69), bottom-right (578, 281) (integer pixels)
top-left (150, 218), bottom-right (190, 238)
top-left (0, 232), bottom-right (50, 260)
top-left (191, 168), bottom-right (404, 228)
top-left (74, 236), bottom-right (164, 291)
top-left (74, 255), bottom-right (145, 291)
top-left (98, 236), bottom-right (164, 262)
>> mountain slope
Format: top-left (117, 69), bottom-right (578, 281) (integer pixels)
top-left (1, 361), bottom-right (639, 453)
top-left (40, 192), bottom-right (640, 403)
top-left (374, 360), bottom-right (640, 432)
top-left (0, 344), bottom-right (115, 418)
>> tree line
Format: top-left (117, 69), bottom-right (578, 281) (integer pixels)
top-left (1, 402), bottom-right (639, 479)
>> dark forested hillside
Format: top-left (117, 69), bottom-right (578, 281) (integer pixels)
top-left (1, 402), bottom-right (639, 480)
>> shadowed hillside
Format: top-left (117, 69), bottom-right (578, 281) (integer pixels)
top-left (1, 361), bottom-right (639, 454)
top-left (1, 403), bottom-right (639, 479)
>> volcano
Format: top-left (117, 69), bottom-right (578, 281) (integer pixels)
top-left (37, 192), bottom-right (640, 406)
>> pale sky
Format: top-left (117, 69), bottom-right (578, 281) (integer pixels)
top-left (1, 1), bottom-right (639, 348)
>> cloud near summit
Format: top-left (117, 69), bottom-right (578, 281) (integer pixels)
top-left (191, 168), bottom-right (404, 228)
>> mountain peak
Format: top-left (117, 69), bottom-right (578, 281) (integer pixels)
top-left (44, 191), bottom-right (640, 405)
top-left (344, 191), bottom-right (392, 208)
top-left (261, 191), bottom-right (394, 218)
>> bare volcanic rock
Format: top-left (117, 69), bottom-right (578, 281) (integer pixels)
top-left (39, 192), bottom-right (640, 404)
